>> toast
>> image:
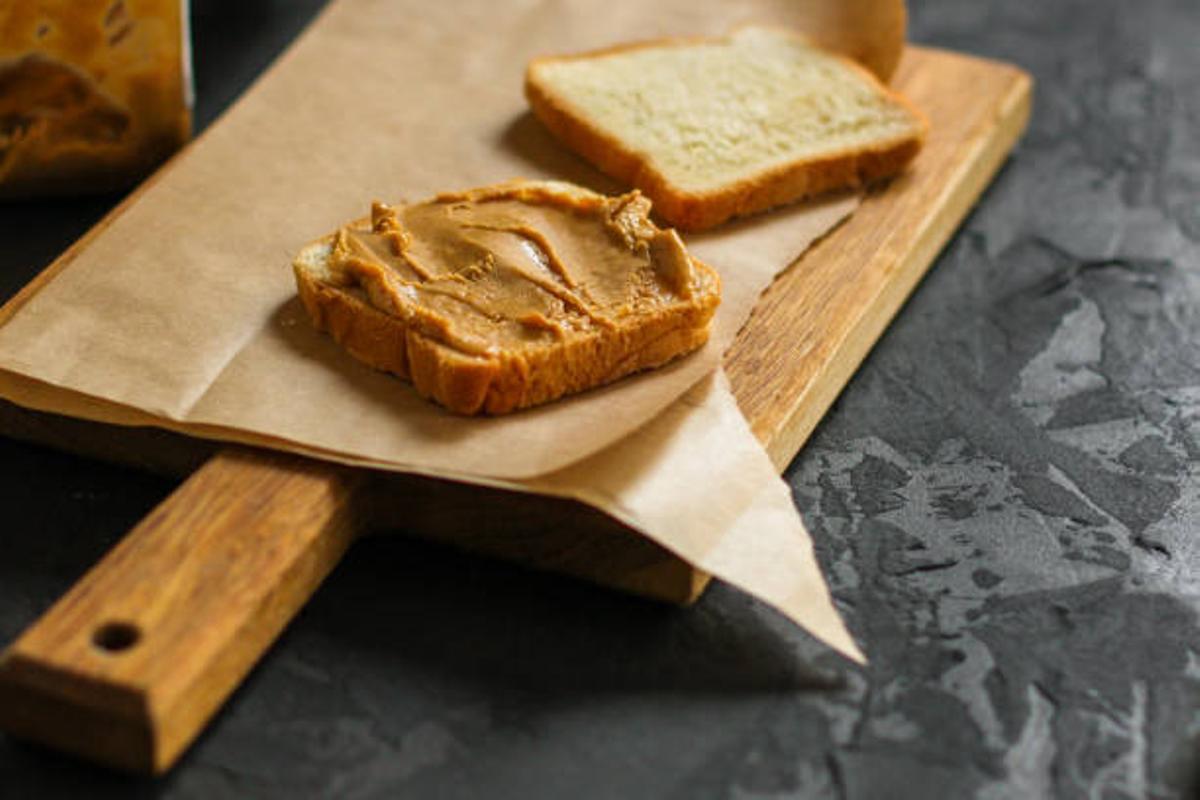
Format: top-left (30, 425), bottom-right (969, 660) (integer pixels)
top-left (293, 180), bottom-right (721, 415)
top-left (525, 26), bottom-right (928, 231)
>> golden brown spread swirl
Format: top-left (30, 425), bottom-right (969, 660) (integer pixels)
top-left (327, 181), bottom-right (704, 358)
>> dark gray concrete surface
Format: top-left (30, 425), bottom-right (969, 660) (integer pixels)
top-left (3, 1), bottom-right (1199, 796)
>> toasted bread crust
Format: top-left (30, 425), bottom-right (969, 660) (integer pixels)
top-left (524, 30), bottom-right (928, 232)
top-left (294, 229), bottom-right (720, 416)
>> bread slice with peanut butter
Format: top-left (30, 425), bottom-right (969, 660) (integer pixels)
top-left (293, 180), bottom-right (721, 415)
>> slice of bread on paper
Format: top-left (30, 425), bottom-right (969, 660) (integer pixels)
top-left (293, 180), bottom-right (721, 416)
top-left (525, 26), bottom-right (927, 231)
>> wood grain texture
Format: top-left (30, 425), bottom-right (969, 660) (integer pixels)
top-left (0, 46), bottom-right (1031, 774)
top-left (0, 449), bottom-right (364, 773)
top-left (0, 399), bottom-right (708, 604)
top-left (726, 47), bottom-right (1033, 468)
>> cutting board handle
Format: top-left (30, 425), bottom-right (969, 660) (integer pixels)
top-left (0, 448), bottom-right (366, 774)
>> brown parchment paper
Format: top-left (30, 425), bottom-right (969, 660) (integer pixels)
top-left (0, 0), bottom-right (904, 659)
top-left (519, 371), bottom-right (864, 662)
top-left (0, 0), bottom-right (893, 481)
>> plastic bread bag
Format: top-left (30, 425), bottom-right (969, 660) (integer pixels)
top-left (0, 0), bottom-right (192, 197)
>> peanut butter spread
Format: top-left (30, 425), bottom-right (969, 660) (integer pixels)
top-left (326, 181), bottom-right (713, 358)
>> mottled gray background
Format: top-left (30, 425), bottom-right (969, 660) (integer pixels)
top-left (2, 0), bottom-right (1199, 797)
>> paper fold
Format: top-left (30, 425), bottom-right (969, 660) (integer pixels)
top-left (520, 371), bottom-right (863, 662)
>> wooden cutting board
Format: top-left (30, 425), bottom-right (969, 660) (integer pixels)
top-left (0, 46), bottom-right (1031, 774)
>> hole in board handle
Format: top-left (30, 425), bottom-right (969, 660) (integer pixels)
top-left (92, 621), bottom-right (141, 653)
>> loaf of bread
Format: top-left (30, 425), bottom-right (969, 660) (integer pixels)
top-left (293, 180), bottom-right (721, 415)
top-left (525, 26), bottom-right (927, 231)
top-left (0, 0), bottom-right (191, 197)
